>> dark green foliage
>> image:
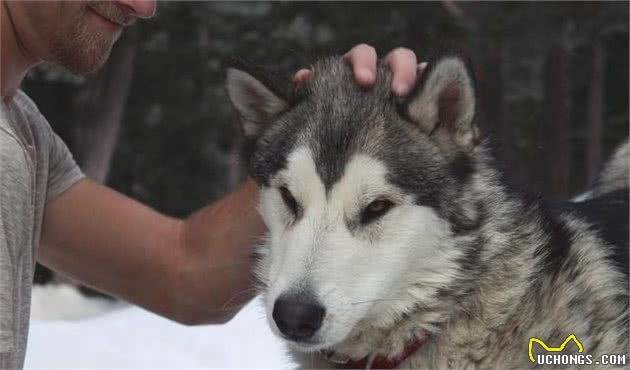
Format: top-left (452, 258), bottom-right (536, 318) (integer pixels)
top-left (24, 2), bottom-right (629, 217)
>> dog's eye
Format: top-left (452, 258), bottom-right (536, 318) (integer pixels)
top-left (279, 186), bottom-right (298, 215)
top-left (361, 199), bottom-right (395, 224)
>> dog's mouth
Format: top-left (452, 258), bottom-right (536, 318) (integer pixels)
top-left (286, 339), bottom-right (327, 352)
top-left (278, 319), bottom-right (361, 354)
top-left (274, 321), bottom-right (343, 352)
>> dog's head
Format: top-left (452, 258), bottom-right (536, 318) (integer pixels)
top-left (227, 56), bottom-right (481, 351)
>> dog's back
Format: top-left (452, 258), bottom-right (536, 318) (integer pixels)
top-left (562, 140), bottom-right (629, 278)
top-left (559, 190), bottom-right (629, 276)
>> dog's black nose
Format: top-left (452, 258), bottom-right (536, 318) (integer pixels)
top-left (272, 294), bottom-right (325, 342)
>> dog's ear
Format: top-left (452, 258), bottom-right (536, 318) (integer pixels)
top-left (226, 68), bottom-right (289, 141)
top-left (404, 56), bottom-right (479, 156)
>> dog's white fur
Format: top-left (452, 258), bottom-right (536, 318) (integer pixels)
top-left (257, 147), bottom-right (459, 354)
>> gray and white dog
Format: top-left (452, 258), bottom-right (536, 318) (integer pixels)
top-left (226, 56), bottom-right (629, 369)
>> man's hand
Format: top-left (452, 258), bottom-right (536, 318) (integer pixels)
top-left (174, 180), bottom-right (265, 324)
top-left (294, 44), bottom-right (427, 97)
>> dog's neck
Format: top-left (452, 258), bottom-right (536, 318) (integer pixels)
top-left (322, 335), bottom-right (428, 369)
top-left (320, 317), bottom-right (432, 368)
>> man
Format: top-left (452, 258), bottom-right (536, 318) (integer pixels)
top-left (0, 1), bottom-right (423, 368)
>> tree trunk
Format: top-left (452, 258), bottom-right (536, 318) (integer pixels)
top-left (586, 39), bottom-right (605, 184)
top-left (441, 3), bottom-right (512, 183)
top-left (479, 45), bottom-right (509, 174)
top-left (72, 30), bottom-right (137, 182)
top-left (540, 42), bottom-right (571, 197)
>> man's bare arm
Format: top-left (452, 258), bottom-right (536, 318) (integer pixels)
top-left (39, 178), bottom-right (264, 325)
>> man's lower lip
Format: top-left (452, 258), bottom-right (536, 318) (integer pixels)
top-left (87, 7), bottom-right (122, 32)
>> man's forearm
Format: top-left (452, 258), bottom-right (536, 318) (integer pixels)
top-left (39, 178), bottom-right (264, 324)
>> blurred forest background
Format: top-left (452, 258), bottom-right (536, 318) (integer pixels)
top-left (25, 2), bottom-right (628, 285)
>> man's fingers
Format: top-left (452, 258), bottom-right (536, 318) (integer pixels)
top-left (385, 47), bottom-right (418, 96)
top-left (297, 46), bottom-right (426, 95)
top-left (293, 69), bottom-right (313, 85)
top-left (343, 43), bottom-right (377, 87)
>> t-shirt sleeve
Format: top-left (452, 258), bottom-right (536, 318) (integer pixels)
top-left (46, 128), bottom-right (85, 202)
top-left (0, 133), bottom-right (25, 356)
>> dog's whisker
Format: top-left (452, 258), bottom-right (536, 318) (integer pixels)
top-left (220, 287), bottom-right (260, 311)
top-left (351, 298), bottom-right (412, 306)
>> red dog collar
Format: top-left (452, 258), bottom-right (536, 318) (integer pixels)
top-left (323, 335), bottom-right (428, 369)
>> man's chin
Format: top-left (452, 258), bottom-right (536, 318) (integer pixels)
top-left (57, 51), bottom-right (111, 75)
top-left (75, 58), bottom-right (109, 75)
top-left (51, 35), bottom-right (116, 75)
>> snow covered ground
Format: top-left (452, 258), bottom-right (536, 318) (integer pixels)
top-left (26, 285), bottom-right (292, 369)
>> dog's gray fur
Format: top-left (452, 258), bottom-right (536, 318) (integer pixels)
top-left (592, 140), bottom-right (629, 198)
top-left (227, 56), bottom-right (629, 369)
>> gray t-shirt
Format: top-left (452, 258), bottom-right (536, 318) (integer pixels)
top-left (0, 90), bottom-right (84, 369)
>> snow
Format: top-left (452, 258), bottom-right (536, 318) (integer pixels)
top-left (30, 284), bottom-right (123, 321)
top-left (25, 285), bottom-right (292, 369)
